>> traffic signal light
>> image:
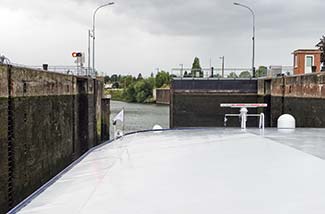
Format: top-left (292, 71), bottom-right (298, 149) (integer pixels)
top-left (72, 52), bottom-right (82, 57)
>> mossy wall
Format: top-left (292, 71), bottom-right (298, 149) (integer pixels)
top-left (0, 64), bottom-right (108, 213)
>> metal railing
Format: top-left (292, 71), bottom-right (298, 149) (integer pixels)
top-left (10, 63), bottom-right (97, 77)
top-left (171, 67), bottom-right (253, 79)
top-left (0, 55), bottom-right (97, 77)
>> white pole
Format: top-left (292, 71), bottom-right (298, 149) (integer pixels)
top-left (122, 107), bottom-right (125, 136)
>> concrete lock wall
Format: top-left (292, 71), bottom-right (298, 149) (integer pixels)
top-left (156, 88), bottom-right (170, 105)
top-left (0, 64), bottom-right (110, 213)
top-left (258, 73), bottom-right (325, 127)
top-left (170, 79), bottom-right (260, 128)
top-left (0, 67), bottom-right (9, 213)
top-left (170, 73), bottom-right (325, 129)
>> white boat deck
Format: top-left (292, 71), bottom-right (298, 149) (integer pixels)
top-left (11, 128), bottom-right (325, 214)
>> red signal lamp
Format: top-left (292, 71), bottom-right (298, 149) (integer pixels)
top-left (72, 52), bottom-right (82, 57)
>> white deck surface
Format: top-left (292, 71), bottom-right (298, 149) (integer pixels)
top-left (12, 128), bottom-right (325, 214)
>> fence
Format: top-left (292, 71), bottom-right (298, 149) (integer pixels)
top-left (171, 66), bottom-right (294, 79)
top-left (171, 67), bottom-right (253, 79)
top-left (9, 63), bottom-right (97, 77)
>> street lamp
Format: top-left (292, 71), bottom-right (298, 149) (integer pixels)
top-left (233, 2), bottom-right (255, 77)
top-left (90, 2), bottom-right (114, 76)
top-left (219, 56), bottom-right (225, 78)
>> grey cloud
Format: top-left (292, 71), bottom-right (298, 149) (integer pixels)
top-left (90, 0), bottom-right (325, 39)
top-left (1, 0), bottom-right (324, 75)
top-left (2, 0), bottom-right (324, 39)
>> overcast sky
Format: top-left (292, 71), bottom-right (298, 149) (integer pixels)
top-left (0, 0), bottom-right (323, 76)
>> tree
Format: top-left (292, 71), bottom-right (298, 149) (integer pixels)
top-left (227, 72), bottom-right (238, 78)
top-left (111, 74), bottom-right (118, 82)
top-left (255, 66), bottom-right (267, 78)
top-left (123, 82), bottom-right (136, 102)
top-left (239, 71), bottom-right (252, 78)
top-left (147, 77), bottom-right (156, 89)
top-left (104, 76), bottom-right (110, 83)
top-left (120, 75), bottom-right (134, 88)
top-left (137, 73), bottom-right (143, 80)
top-left (134, 80), bottom-right (153, 103)
top-left (191, 57), bottom-right (202, 77)
top-left (316, 35), bottom-right (325, 69)
top-left (112, 82), bottom-right (120, 88)
top-left (155, 71), bottom-right (170, 88)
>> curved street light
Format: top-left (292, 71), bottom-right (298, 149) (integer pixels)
top-left (233, 2), bottom-right (256, 77)
top-left (90, 2), bottom-right (114, 76)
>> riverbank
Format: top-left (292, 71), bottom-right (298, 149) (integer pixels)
top-left (105, 89), bottom-right (156, 103)
top-left (109, 100), bottom-right (169, 138)
top-left (105, 88), bottom-right (170, 104)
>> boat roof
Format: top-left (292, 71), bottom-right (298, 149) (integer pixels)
top-left (11, 128), bottom-right (325, 214)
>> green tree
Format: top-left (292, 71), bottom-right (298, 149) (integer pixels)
top-left (239, 71), bottom-right (252, 78)
top-left (227, 72), bottom-right (238, 78)
top-left (255, 66), bottom-right (267, 78)
top-left (137, 73), bottom-right (143, 80)
top-left (104, 76), bottom-right (110, 83)
top-left (316, 35), bottom-right (325, 66)
top-left (120, 75), bottom-right (134, 88)
top-left (111, 74), bottom-right (118, 82)
top-left (147, 77), bottom-right (156, 89)
top-left (123, 82), bottom-right (136, 102)
top-left (155, 71), bottom-right (170, 88)
top-left (191, 57), bottom-right (202, 77)
top-left (134, 80), bottom-right (153, 103)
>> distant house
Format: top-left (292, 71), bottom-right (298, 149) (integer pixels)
top-left (292, 49), bottom-right (322, 75)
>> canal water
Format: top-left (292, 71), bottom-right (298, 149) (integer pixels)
top-left (110, 100), bottom-right (169, 137)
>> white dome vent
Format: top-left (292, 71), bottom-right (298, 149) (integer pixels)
top-left (277, 114), bottom-right (296, 129)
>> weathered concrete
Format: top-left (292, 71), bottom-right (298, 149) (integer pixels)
top-left (171, 92), bottom-right (259, 128)
top-left (259, 73), bottom-right (325, 127)
top-left (0, 66), bottom-right (9, 214)
top-left (170, 79), bottom-right (260, 128)
top-left (0, 64), bottom-right (109, 213)
top-left (0, 98), bottom-right (8, 214)
top-left (172, 79), bottom-right (258, 93)
top-left (101, 96), bottom-right (110, 141)
top-left (172, 73), bottom-right (325, 129)
top-left (10, 96), bottom-right (74, 206)
top-left (156, 88), bottom-right (170, 105)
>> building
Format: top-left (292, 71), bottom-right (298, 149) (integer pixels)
top-left (292, 49), bottom-right (322, 75)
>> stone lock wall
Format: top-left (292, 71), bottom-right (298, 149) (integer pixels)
top-left (0, 64), bottom-right (109, 213)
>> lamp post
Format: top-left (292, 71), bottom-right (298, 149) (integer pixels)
top-left (234, 2), bottom-right (255, 77)
top-left (219, 56), bottom-right (225, 78)
top-left (91, 2), bottom-right (114, 76)
top-left (179, 64), bottom-right (184, 78)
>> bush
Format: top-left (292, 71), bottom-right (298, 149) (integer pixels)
top-left (239, 71), bottom-right (252, 78)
